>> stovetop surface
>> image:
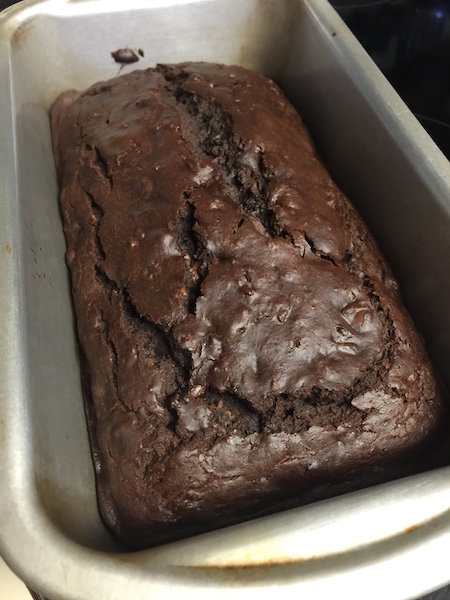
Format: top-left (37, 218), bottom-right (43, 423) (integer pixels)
top-left (333, 0), bottom-right (450, 160)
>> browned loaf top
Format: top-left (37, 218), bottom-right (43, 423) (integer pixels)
top-left (51, 62), bottom-right (443, 548)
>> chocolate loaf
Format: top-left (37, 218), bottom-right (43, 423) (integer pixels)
top-left (51, 62), bottom-right (443, 548)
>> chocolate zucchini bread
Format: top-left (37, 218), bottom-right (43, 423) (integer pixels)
top-left (50, 62), bottom-right (443, 549)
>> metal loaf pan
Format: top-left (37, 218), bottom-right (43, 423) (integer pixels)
top-left (1, 0), bottom-right (450, 598)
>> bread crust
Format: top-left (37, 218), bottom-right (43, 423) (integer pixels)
top-left (51, 62), bottom-right (443, 548)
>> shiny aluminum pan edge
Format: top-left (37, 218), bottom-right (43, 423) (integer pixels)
top-left (1, 0), bottom-right (450, 599)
